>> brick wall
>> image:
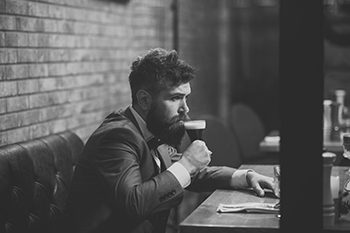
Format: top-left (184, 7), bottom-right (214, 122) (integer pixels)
top-left (0, 0), bottom-right (173, 145)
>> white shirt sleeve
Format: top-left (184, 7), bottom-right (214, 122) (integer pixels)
top-left (230, 169), bottom-right (254, 189)
top-left (167, 162), bottom-right (191, 188)
top-left (168, 165), bottom-right (253, 189)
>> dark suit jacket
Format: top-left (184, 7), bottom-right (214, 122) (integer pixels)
top-left (66, 107), bottom-right (237, 233)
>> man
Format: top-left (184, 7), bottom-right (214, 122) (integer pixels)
top-left (66, 48), bottom-right (278, 233)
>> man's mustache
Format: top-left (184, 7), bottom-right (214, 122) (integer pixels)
top-left (170, 114), bottom-right (190, 125)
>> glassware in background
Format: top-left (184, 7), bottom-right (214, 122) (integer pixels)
top-left (324, 99), bottom-right (333, 142)
top-left (341, 119), bottom-right (350, 139)
top-left (334, 89), bottom-right (350, 138)
top-left (336, 135), bottom-right (350, 221)
top-left (273, 165), bottom-right (280, 198)
top-left (342, 133), bottom-right (350, 189)
top-left (343, 133), bottom-right (350, 160)
top-left (331, 100), bottom-right (342, 141)
top-left (331, 175), bottom-right (340, 199)
top-left (323, 152), bottom-right (337, 226)
top-left (335, 89), bottom-right (346, 106)
top-left (272, 165), bottom-right (280, 219)
top-left (326, 89), bottom-right (350, 142)
top-left (331, 174), bottom-right (341, 221)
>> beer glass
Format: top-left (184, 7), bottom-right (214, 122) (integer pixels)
top-left (184, 120), bottom-right (206, 142)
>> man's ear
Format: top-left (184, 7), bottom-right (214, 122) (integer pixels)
top-left (136, 90), bottom-right (152, 111)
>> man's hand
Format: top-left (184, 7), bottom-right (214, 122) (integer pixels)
top-left (178, 140), bottom-right (212, 176)
top-left (246, 171), bottom-right (279, 198)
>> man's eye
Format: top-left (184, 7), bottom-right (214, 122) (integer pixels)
top-left (171, 96), bottom-right (181, 101)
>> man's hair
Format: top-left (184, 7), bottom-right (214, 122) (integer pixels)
top-left (129, 48), bottom-right (195, 105)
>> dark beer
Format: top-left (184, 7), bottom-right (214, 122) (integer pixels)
top-left (184, 120), bottom-right (206, 142)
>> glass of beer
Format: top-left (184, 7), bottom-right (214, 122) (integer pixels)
top-left (184, 120), bottom-right (206, 142)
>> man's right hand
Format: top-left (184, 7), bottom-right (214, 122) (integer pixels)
top-left (178, 140), bottom-right (212, 176)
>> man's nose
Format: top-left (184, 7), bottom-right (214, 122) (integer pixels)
top-left (179, 100), bottom-right (190, 114)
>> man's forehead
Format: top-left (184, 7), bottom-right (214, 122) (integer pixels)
top-left (166, 82), bottom-right (191, 94)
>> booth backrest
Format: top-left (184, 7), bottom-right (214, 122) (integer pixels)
top-left (230, 103), bottom-right (266, 163)
top-left (0, 131), bottom-right (84, 233)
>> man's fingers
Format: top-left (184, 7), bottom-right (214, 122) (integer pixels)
top-left (247, 173), bottom-right (279, 198)
top-left (249, 176), bottom-right (266, 197)
top-left (252, 184), bottom-right (265, 197)
top-left (262, 177), bottom-right (280, 198)
top-left (273, 188), bottom-right (280, 198)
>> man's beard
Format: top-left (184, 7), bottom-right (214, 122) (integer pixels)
top-left (146, 105), bottom-right (190, 147)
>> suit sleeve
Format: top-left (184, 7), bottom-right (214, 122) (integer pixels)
top-left (90, 128), bottom-right (184, 220)
top-left (187, 166), bottom-right (237, 192)
top-left (178, 133), bottom-right (238, 192)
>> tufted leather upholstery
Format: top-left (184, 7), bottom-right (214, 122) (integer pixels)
top-left (0, 131), bottom-right (83, 233)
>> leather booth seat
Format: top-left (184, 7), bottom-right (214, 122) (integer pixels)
top-left (0, 131), bottom-right (84, 233)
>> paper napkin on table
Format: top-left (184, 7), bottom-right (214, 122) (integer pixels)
top-left (217, 202), bottom-right (279, 214)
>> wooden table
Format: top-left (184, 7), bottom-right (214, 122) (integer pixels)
top-left (179, 165), bottom-right (350, 233)
top-left (179, 165), bottom-right (279, 233)
top-left (259, 131), bottom-right (349, 166)
top-left (259, 133), bottom-right (343, 153)
top-left (260, 138), bottom-right (343, 153)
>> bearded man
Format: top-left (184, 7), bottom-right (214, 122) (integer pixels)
top-left (66, 48), bottom-right (278, 233)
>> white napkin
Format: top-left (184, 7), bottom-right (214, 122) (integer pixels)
top-left (217, 202), bottom-right (279, 214)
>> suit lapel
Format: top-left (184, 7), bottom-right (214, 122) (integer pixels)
top-left (121, 107), bottom-right (160, 176)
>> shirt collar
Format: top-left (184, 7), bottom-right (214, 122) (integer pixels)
top-left (129, 105), bottom-right (154, 142)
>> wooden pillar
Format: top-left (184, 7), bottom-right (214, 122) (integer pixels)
top-left (279, 0), bottom-right (323, 232)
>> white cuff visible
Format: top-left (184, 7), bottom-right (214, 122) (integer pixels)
top-left (230, 169), bottom-right (254, 189)
top-left (167, 162), bottom-right (191, 188)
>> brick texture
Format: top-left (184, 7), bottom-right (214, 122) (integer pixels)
top-left (0, 0), bottom-right (173, 145)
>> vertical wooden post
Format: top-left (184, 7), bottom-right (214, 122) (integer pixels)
top-left (279, 0), bottom-right (323, 232)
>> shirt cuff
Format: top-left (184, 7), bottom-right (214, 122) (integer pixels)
top-left (167, 162), bottom-right (191, 188)
top-left (230, 169), bottom-right (254, 189)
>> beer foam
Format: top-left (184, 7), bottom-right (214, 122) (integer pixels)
top-left (184, 120), bottom-right (206, 129)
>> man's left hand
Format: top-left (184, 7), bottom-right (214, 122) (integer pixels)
top-left (246, 171), bottom-right (279, 197)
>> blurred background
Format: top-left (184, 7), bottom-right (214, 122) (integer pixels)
top-left (1, 0), bottom-right (350, 163)
top-left (0, 0), bottom-right (280, 146)
top-left (1, 0), bottom-right (350, 231)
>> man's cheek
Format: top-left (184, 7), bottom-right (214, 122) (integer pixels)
top-left (164, 110), bottom-right (177, 122)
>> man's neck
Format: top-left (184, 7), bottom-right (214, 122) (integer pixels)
top-left (130, 104), bottom-right (154, 141)
top-left (132, 104), bottom-right (147, 122)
